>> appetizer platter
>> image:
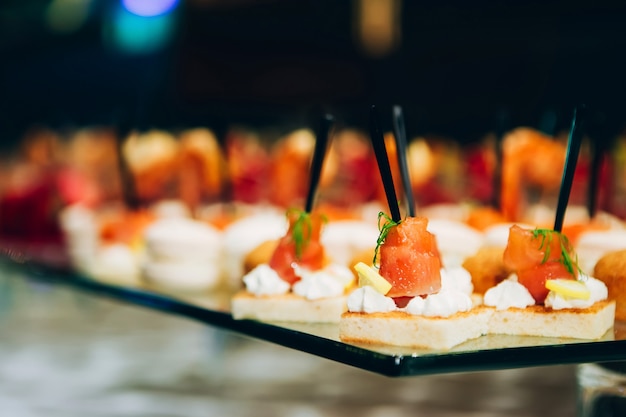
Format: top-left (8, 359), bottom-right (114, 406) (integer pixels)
top-left (5, 256), bottom-right (626, 378)
top-left (3, 106), bottom-right (626, 378)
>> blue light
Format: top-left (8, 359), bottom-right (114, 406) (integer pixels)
top-left (105, 2), bottom-right (178, 54)
top-left (121, 0), bottom-right (179, 17)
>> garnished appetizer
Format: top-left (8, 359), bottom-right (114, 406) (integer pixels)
top-left (339, 214), bottom-right (490, 350)
top-left (483, 225), bottom-right (615, 340)
top-left (231, 208), bottom-right (355, 323)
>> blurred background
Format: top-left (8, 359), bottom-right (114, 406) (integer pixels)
top-left (2, 0), bottom-right (626, 143)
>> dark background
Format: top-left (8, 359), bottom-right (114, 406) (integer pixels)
top-left (2, 0), bottom-right (626, 146)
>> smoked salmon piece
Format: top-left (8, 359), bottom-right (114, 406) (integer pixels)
top-left (503, 225), bottom-right (578, 304)
top-left (378, 216), bottom-right (442, 298)
top-left (269, 210), bottom-right (326, 285)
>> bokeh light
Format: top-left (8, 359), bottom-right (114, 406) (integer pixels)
top-left (121, 0), bottom-right (179, 17)
top-left (104, 1), bottom-right (179, 54)
top-left (46, 0), bottom-right (92, 33)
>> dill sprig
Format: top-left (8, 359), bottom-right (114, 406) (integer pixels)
top-left (373, 211), bottom-right (401, 266)
top-left (287, 208), bottom-right (326, 259)
top-left (531, 228), bottom-right (581, 275)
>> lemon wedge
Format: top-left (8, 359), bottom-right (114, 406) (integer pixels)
top-left (354, 262), bottom-right (392, 295)
top-left (545, 279), bottom-right (591, 300)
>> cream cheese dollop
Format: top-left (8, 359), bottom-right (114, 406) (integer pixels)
top-left (405, 288), bottom-right (473, 317)
top-left (292, 265), bottom-right (348, 300)
top-left (483, 276), bottom-right (536, 310)
top-left (440, 266), bottom-right (474, 295)
top-left (300, 263), bottom-right (355, 290)
top-left (242, 264), bottom-right (290, 296)
top-left (347, 267), bottom-right (474, 317)
top-left (347, 286), bottom-right (396, 314)
top-left (544, 275), bottom-right (608, 310)
top-left (244, 261), bottom-right (353, 300)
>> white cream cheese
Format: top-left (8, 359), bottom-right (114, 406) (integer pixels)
top-left (346, 267), bottom-right (474, 317)
top-left (292, 266), bottom-right (346, 300)
top-left (404, 296), bottom-right (425, 315)
top-left (244, 262), bottom-right (353, 300)
top-left (440, 266), bottom-right (474, 295)
top-left (346, 286), bottom-right (396, 313)
top-left (422, 289), bottom-right (473, 317)
top-left (404, 289), bottom-right (473, 317)
top-left (483, 276), bottom-right (536, 310)
top-left (544, 275), bottom-right (608, 310)
top-left (242, 264), bottom-right (290, 296)
top-left (309, 263), bottom-right (355, 289)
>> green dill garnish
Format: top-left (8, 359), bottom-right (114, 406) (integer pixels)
top-left (287, 208), bottom-right (327, 259)
top-left (531, 228), bottom-right (581, 275)
top-left (373, 211), bottom-right (401, 266)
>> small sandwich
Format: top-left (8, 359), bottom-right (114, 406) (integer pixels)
top-left (231, 209), bottom-right (354, 323)
top-left (339, 215), bottom-right (491, 350)
top-left (482, 225), bottom-right (615, 340)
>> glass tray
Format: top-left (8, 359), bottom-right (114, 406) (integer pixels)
top-left (4, 255), bottom-right (626, 378)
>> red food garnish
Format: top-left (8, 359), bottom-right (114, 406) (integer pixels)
top-left (378, 215), bottom-right (442, 298)
top-left (268, 209), bottom-right (326, 285)
top-left (503, 225), bottom-right (578, 304)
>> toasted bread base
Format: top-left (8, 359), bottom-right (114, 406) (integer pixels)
top-left (339, 300), bottom-right (616, 349)
top-left (487, 300), bottom-right (616, 340)
top-left (231, 290), bottom-right (347, 323)
top-left (339, 307), bottom-right (492, 350)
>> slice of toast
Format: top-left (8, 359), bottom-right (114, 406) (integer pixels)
top-left (487, 300), bottom-right (616, 340)
top-left (338, 300), bottom-right (615, 349)
top-left (231, 290), bottom-right (347, 323)
top-left (339, 307), bottom-right (492, 350)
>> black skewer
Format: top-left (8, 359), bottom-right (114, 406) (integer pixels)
top-left (304, 114), bottom-right (335, 213)
top-left (554, 105), bottom-right (587, 232)
top-left (392, 105), bottom-right (415, 217)
top-left (369, 105), bottom-right (402, 223)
